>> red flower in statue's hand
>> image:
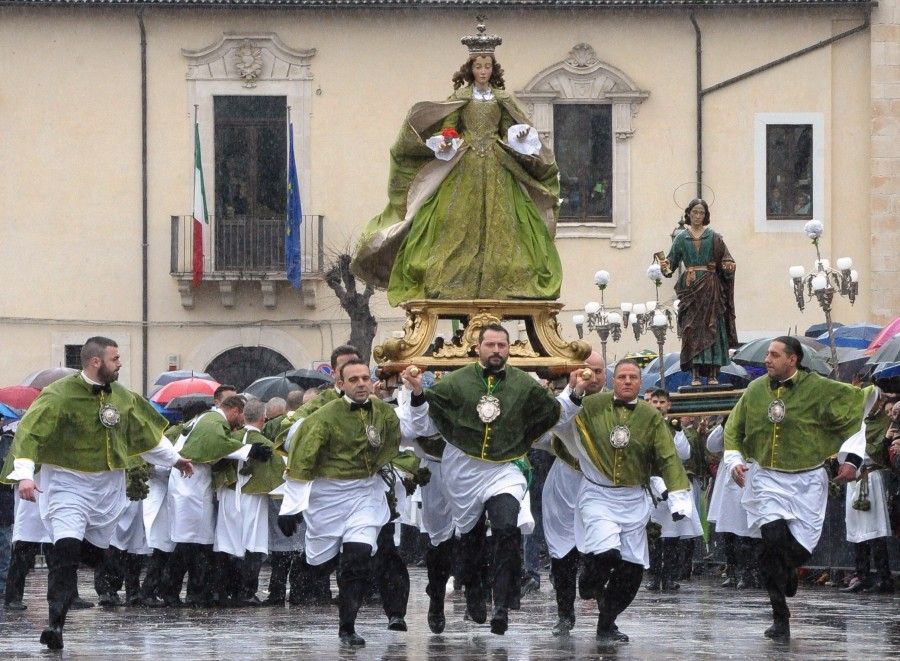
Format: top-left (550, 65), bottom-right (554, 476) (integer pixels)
top-left (441, 128), bottom-right (459, 143)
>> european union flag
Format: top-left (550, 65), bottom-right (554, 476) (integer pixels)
top-left (286, 124), bottom-right (302, 289)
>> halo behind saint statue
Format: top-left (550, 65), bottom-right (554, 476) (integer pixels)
top-left (672, 182), bottom-right (716, 212)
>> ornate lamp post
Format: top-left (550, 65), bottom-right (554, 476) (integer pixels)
top-left (573, 270), bottom-right (623, 366)
top-left (788, 220), bottom-right (859, 372)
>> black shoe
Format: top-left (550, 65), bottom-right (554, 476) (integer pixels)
top-left (40, 626), bottom-right (64, 650)
top-left (520, 576), bottom-right (540, 598)
top-left (644, 578), bottom-right (661, 592)
top-left (427, 612), bottom-right (446, 634)
top-left (490, 608), bottom-right (508, 635)
top-left (785, 568), bottom-right (799, 598)
top-left (387, 616), bottom-right (407, 631)
top-left (465, 589), bottom-right (487, 624)
top-left (596, 624), bottom-right (629, 643)
top-left (71, 596), bottom-right (95, 609)
top-left (339, 632), bottom-right (366, 648)
top-left (262, 595), bottom-right (286, 607)
top-left (163, 596), bottom-right (184, 608)
top-left (239, 595), bottom-right (264, 607)
top-left (721, 576), bottom-right (737, 588)
top-left (125, 593), bottom-right (143, 607)
top-left (141, 596), bottom-right (165, 608)
top-left (4, 601), bottom-right (27, 611)
top-left (551, 615), bottom-right (575, 637)
top-left (661, 579), bottom-right (680, 591)
top-left (866, 580), bottom-right (895, 594)
top-left (98, 592), bottom-right (120, 607)
top-left (764, 620), bottom-right (790, 641)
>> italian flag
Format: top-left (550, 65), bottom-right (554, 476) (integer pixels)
top-left (191, 121), bottom-right (209, 287)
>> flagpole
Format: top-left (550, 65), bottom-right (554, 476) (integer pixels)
top-left (192, 105), bottom-right (199, 285)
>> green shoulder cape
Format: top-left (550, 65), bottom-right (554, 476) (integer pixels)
top-left (9, 374), bottom-right (166, 473)
top-left (573, 393), bottom-right (689, 490)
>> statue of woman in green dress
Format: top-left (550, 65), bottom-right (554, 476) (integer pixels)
top-left (659, 199), bottom-right (738, 386)
top-left (351, 23), bottom-right (562, 306)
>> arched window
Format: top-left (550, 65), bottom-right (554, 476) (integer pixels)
top-left (516, 44), bottom-right (648, 248)
top-left (205, 346), bottom-right (294, 392)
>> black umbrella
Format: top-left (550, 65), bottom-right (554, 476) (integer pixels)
top-left (867, 334), bottom-right (900, 365)
top-left (244, 376), bottom-right (303, 402)
top-left (804, 321), bottom-right (843, 338)
top-left (164, 394), bottom-right (215, 411)
top-left (154, 369), bottom-right (214, 386)
top-left (280, 368), bottom-right (334, 389)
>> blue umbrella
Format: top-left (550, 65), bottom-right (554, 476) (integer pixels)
top-left (816, 323), bottom-right (882, 349)
top-left (642, 357), bottom-right (751, 393)
top-left (0, 401), bottom-right (23, 421)
top-left (150, 400), bottom-right (182, 424)
top-left (872, 362), bottom-right (900, 380)
top-left (805, 321), bottom-right (843, 338)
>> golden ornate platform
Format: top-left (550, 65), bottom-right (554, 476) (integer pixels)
top-left (373, 299), bottom-right (591, 376)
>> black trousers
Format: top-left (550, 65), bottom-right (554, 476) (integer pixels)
top-left (458, 493), bottom-right (522, 615)
top-left (759, 520), bottom-right (811, 624)
top-left (550, 548), bottom-right (580, 620)
top-left (162, 543), bottom-right (211, 602)
top-left (5, 541), bottom-right (43, 604)
top-left (141, 549), bottom-right (169, 600)
top-left (373, 524), bottom-right (409, 619)
top-left (337, 543), bottom-right (372, 636)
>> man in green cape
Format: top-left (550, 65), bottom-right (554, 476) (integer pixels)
top-left (212, 397), bottom-right (283, 606)
top-left (277, 359), bottom-right (426, 648)
top-left (5, 337), bottom-right (193, 650)
top-left (556, 359), bottom-right (691, 643)
top-left (166, 395), bottom-right (272, 607)
top-left (401, 324), bottom-right (591, 636)
top-left (724, 337), bottom-right (865, 641)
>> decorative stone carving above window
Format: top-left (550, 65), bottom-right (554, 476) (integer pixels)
top-left (182, 32), bottom-right (316, 84)
top-left (516, 44), bottom-right (649, 247)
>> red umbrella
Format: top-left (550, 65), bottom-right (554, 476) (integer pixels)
top-left (150, 377), bottom-right (220, 404)
top-left (0, 385), bottom-right (41, 409)
top-left (865, 317), bottom-right (900, 355)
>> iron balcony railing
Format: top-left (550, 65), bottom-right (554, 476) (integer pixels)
top-left (170, 214), bottom-right (325, 279)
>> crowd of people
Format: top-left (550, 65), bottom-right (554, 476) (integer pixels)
top-left (1, 333), bottom-right (897, 651)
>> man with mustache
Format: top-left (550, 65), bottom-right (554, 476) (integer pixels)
top-left (402, 323), bottom-right (591, 636)
top-left (5, 336), bottom-right (193, 650)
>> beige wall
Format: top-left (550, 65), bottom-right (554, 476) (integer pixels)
top-left (0, 6), bottom-right (886, 389)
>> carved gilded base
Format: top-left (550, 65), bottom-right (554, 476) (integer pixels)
top-left (373, 299), bottom-right (591, 376)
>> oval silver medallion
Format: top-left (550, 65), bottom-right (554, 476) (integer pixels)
top-left (99, 404), bottom-right (121, 428)
top-left (366, 424), bottom-right (382, 448)
top-left (609, 425), bottom-right (631, 449)
top-left (476, 395), bottom-right (502, 424)
top-left (767, 399), bottom-right (786, 424)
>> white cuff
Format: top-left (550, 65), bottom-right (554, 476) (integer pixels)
top-left (722, 450), bottom-right (745, 478)
top-left (673, 430), bottom-right (691, 461)
top-left (649, 475), bottom-right (667, 499)
top-left (425, 135), bottom-right (461, 161)
top-left (7, 458), bottom-right (35, 482)
top-left (705, 425), bottom-right (724, 453)
top-left (140, 436), bottom-right (181, 468)
top-left (279, 478), bottom-right (312, 515)
top-left (554, 391), bottom-right (581, 430)
top-left (667, 489), bottom-right (693, 518)
top-left (227, 445), bottom-right (252, 462)
top-left (506, 124), bottom-right (541, 156)
top-left (282, 417), bottom-right (305, 453)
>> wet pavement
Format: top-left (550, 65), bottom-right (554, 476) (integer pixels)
top-left (1, 567), bottom-right (897, 659)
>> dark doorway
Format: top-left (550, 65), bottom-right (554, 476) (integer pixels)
top-left (205, 346), bottom-right (293, 392)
